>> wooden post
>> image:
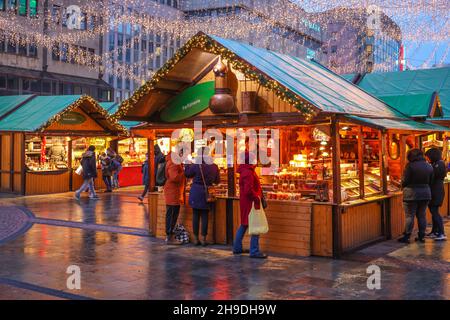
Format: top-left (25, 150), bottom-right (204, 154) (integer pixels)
top-left (358, 126), bottom-right (365, 199)
top-left (380, 130), bottom-right (388, 195)
top-left (330, 118), bottom-right (342, 258)
top-left (148, 138), bottom-right (155, 191)
top-left (331, 118), bottom-right (341, 204)
top-left (21, 133), bottom-right (26, 195)
top-left (10, 133), bottom-right (14, 192)
top-left (68, 139), bottom-right (73, 191)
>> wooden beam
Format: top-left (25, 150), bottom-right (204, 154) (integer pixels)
top-left (331, 117), bottom-right (341, 204)
top-left (10, 133), bottom-right (14, 192)
top-left (148, 138), bottom-right (155, 191)
top-left (358, 126), bottom-right (365, 199)
top-left (380, 131), bottom-right (388, 195)
top-left (21, 133), bottom-right (26, 195)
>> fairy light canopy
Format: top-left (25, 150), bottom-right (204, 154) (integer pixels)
top-left (115, 32), bottom-right (408, 123)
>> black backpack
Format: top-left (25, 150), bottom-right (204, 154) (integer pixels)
top-left (116, 155), bottom-right (124, 164)
top-left (156, 161), bottom-right (167, 186)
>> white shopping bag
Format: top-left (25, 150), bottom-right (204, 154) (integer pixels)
top-left (75, 165), bottom-right (83, 175)
top-left (248, 201), bottom-right (269, 235)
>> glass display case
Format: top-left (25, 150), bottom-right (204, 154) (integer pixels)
top-left (25, 135), bottom-right (69, 171)
top-left (118, 138), bottom-right (148, 166)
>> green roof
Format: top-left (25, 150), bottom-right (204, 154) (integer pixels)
top-left (347, 115), bottom-right (449, 132)
top-left (100, 102), bottom-right (120, 114)
top-left (0, 95), bottom-right (84, 131)
top-left (357, 67), bottom-right (450, 117)
top-left (340, 74), bottom-right (357, 82)
top-left (0, 95), bottom-right (34, 118)
top-left (99, 102), bottom-right (139, 130)
top-left (378, 93), bottom-right (436, 118)
top-left (210, 35), bottom-right (403, 118)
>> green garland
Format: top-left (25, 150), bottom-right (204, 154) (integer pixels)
top-left (39, 95), bottom-right (128, 135)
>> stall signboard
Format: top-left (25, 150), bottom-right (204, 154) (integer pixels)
top-left (59, 112), bottom-right (87, 125)
top-left (161, 81), bottom-right (214, 122)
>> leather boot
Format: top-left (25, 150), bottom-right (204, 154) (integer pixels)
top-left (193, 235), bottom-right (201, 246)
top-left (201, 236), bottom-right (208, 247)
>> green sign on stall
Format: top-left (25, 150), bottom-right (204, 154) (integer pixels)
top-left (160, 81), bottom-right (215, 122)
top-left (59, 111), bottom-right (87, 125)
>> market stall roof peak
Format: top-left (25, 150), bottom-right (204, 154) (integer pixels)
top-left (0, 95), bottom-right (127, 134)
top-left (115, 32), bottom-right (408, 122)
top-left (356, 67), bottom-right (450, 117)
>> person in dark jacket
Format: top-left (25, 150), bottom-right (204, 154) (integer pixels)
top-left (138, 153), bottom-right (150, 202)
top-left (233, 152), bottom-right (267, 259)
top-left (154, 144), bottom-right (165, 186)
top-left (75, 146), bottom-right (98, 200)
top-left (99, 152), bottom-right (113, 192)
top-left (184, 147), bottom-right (220, 246)
top-left (398, 148), bottom-right (434, 243)
top-left (425, 148), bottom-right (447, 241)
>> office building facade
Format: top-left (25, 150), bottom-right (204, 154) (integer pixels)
top-left (0, 0), bottom-right (113, 100)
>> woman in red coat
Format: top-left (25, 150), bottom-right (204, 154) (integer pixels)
top-left (232, 152), bottom-right (267, 259)
top-left (163, 151), bottom-right (185, 245)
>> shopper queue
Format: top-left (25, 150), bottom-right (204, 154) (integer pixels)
top-left (398, 147), bottom-right (447, 243)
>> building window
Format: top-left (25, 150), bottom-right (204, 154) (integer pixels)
top-left (22, 78), bottom-right (30, 91)
top-left (0, 34), bottom-right (5, 52)
top-left (7, 0), bottom-right (16, 11)
top-left (29, 0), bottom-right (37, 17)
top-left (7, 77), bottom-right (19, 90)
top-left (30, 79), bottom-right (41, 92)
top-left (29, 41), bottom-right (37, 57)
top-left (7, 38), bottom-right (16, 54)
top-left (88, 48), bottom-right (95, 66)
top-left (148, 41), bottom-right (154, 53)
top-left (42, 81), bottom-right (51, 93)
top-left (173, 0), bottom-right (177, 8)
top-left (108, 33), bottom-right (115, 51)
top-left (141, 39), bottom-right (147, 52)
top-left (331, 45), bottom-right (337, 53)
top-left (18, 0), bottom-right (26, 16)
top-left (52, 43), bottom-right (60, 60)
top-left (0, 0), bottom-right (5, 11)
top-left (61, 43), bottom-right (68, 62)
top-left (51, 4), bottom-right (61, 24)
top-left (18, 37), bottom-right (27, 55)
top-left (0, 76), bottom-right (6, 88)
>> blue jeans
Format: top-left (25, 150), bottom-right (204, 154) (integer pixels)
top-left (112, 168), bottom-right (122, 188)
top-left (233, 225), bottom-right (260, 256)
top-left (75, 178), bottom-right (96, 197)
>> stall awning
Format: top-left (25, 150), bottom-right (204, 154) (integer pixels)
top-left (0, 95), bottom-right (34, 119)
top-left (0, 95), bottom-right (127, 134)
top-left (116, 32), bottom-right (406, 121)
top-left (345, 115), bottom-right (449, 132)
top-left (357, 67), bottom-right (450, 117)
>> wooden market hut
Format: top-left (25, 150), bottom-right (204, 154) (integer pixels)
top-left (0, 95), bottom-right (127, 195)
top-left (115, 32), bottom-right (448, 258)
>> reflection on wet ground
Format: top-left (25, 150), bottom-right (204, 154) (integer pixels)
top-left (0, 189), bottom-right (448, 300)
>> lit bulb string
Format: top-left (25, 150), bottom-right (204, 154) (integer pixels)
top-left (114, 34), bottom-right (319, 122)
top-left (1, 1), bottom-right (448, 45)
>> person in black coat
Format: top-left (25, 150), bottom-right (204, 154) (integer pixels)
top-left (425, 148), bottom-right (447, 240)
top-left (398, 148), bottom-right (434, 243)
top-left (75, 145), bottom-right (99, 200)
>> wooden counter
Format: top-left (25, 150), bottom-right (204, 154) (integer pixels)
top-left (231, 199), bottom-right (313, 257)
top-left (25, 170), bottom-right (70, 195)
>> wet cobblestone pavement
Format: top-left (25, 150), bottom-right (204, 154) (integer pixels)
top-left (0, 189), bottom-right (449, 300)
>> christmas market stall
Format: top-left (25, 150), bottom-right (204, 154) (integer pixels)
top-left (101, 102), bottom-right (147, 187)
top-left (345, 67), bottom-right (450, 221)
top-left (0, 95), bottom-right (127, 195)
top-left (115, 33), bottom-right (448, 258)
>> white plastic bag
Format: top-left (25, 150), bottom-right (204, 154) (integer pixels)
top-left (75, 165), bottom-right (83, 175)
top-left (248, 201), bottom-right (269, 235)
